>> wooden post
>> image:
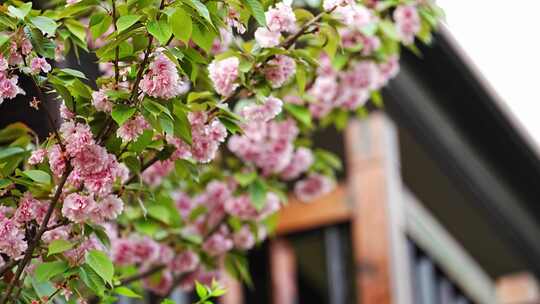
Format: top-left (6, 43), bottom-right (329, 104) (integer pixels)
top-left (269, 238), bottom-right (298, 304)
top-left (345, 113), bottom-right (412, 304)
top-left (497, 272), bottom-right (540, 304)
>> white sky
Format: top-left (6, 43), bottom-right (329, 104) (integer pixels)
top-left (436, 0), bottom-right (540, 147)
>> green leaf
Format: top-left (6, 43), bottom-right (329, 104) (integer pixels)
top-left (65, 19), bottom-right (87, 43)
top-left (112, 104), bottom-right (137, 125)
top-left (249, 179), bottom-right (266, 211)
top-left (315, 149), bottom-right (342, 170)
top-left (22, 170), bottom-right (51, 185)
top-left (191, 23), bottom-right (215, 53)
top-left (117, 15), bottom-right (141, 33)
top-left (0, 147), bottom-right (25, 160)
top-left (0, 179), bottom-right (12, 189)
top-left (284, 103), bottom-right (311, 127)
top-left (28, 28), bottom-right (55, 59)
top-left (187, 91), bottom-right (213, 103)
top-left (114, 286), bottom-right (142, 298)
top-left (296, 63), bottom-right (306, 95)
top-left (131, 129), bottom-right (154, 153)
top-left (86, 250), bottom-right (114, 285)
top-left (370, 90), bottom-right (383, 107)
top-left (30, 16), bottom-right (58, 37)
top-left (242, 0), bottom-right (266, 26)
top-left (8, 3), bottom-right (32, 20)
top-left (56, 68), bottom-right (87, 79)
top-left (171, 7), bottom-right (192, 43)
top-left (147, 17), bottom-right (172, 45)
top-left (183, 0), bottom-right (212, 24)
top-left (173, 106), bottom-right (192, 145)
top-left (90, 13), bottom-right (113, 39)
top-left (379, 20), bottom-right (399, 40)
top-left (159, 114), bottom-right (174, 135)
top-left (79, 264), bottom-right (106, 296)
top-left (148, 205), bottom-right (171, 225)
top-left (234, 171), bottom-right (257, 187)
top-left (35, 261), bottom-right (68, 282)
top-left (195, 281), bottom-right (208, 298)
top-left (48, 239), bottom-right (74, 256)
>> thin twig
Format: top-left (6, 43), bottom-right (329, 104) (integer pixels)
top-left (112, 0), bottom-right (120, 85)
top-left (119, 264), bottom-right (166, 285)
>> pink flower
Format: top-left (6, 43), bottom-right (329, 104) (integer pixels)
top-left (208, 57), bottom-right (239, 97)
top-left (96, 195), bottom-right (124, 221)
top-left (62, 193), bottom-right (97, 223)
top-left (71, 144), bottom-right (124, 196)
top-left (228, 119), bottom-right (298, 175)
top-left (116, 115), bottom-right (149, 142)
top-left (0, 56), bottom-right (8, 71)
top-left (335, 4), bottom-right (374, 29)
top-left (240, 96), bottom-right (283, 123)
top-left (0, 73), bottom-right (24, 104)
top-left (377, 55), bottom-right (400, 87)
top-left (111, 238), bottom-right (136, 265)
top-left (294, 174), bottom-right (335, 202)
top-left (202, 230), bottom-right (233, 256)
top-left (280, 147), bottom-right (314, 180)
top-left (60, 121), bottom-right (95, 158)
top-left (20, 38), bottom-right (32, 55)
top-left (174, 191), bottom-right (195, 218)
top-left (339, 28), bottom-right (381, 55)
top-left (211, 28), bottom-right (233, 54)
top-left (64, 237), bottom-right (103, 265)
top-left (28, 148), bottom-right (47, 165)
top-left (30, 57), bottom-right (51, 74)
top-left (255, 27), bottom-right (281, 48)
top-left (91, 89), bottom-right (112, 112)
top-left (0, 217), bottom-right (27, 258)
top-left (142, 160), bottom-right (174, 187)
top-left (169, 250), bottom-right (200, 274)
top-left (263, 55), bottom-right (296, 88)
top-left (14, 192), bottom-right (41, 224)
top-left (59, 103), bottom-right (75, 120)
top-left (48, 144), bottom-right (66, 177)
top-left (140, 53), bottom-right (189, 99)
top-left (132, 236), bottom-right (161, 264)
top-left (393, 5), bottom-right (421, 44)
top-left (266, 3), bottom-right (296, 33)
top-left (66, 0), bottom-right (81, 5)
top-left (143, 270), bottom-right (173, 296)
top-left (43, 225), bottom-right (71, 243)
top-left (340, 61), bottom-right (379, 90)
top-left (233, 226), bottom-right (255, 250)
top-left (323, 0), bottom-right (354, 11)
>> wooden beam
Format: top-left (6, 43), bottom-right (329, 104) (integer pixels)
top-left (345, 113), bottom-right (412, 304)
top-left (276, 186), bottom-right (350, 235)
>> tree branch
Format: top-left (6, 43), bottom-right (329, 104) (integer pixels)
top-left (0, 165), bottom-right (72, 304)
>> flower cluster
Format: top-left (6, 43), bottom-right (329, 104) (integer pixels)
top-left (0, 0), bottom-right (441, 301)
top-left (255, 2), bottom-right (297, 48)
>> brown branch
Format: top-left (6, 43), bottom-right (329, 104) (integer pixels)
top-left (0, 165), bottom-right (72, 304)
top-left (112, 0), bottom-right (120, 85)
top-left (119, 264), bottom-right (166, 285)
top-left (0, 259), bottom-right (17, 278)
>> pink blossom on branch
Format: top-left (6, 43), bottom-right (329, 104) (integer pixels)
top-left (208, 57), bottom-right (239, 97)
top-left (139, 53), bottom-right (189, 99)
top-left (294, 173), bottom-right (335, 202)
top-left (263, 55), bottom-right (296, 88)
top-left (255, 27), bottom-right (281, 48)
top-left (116, 115), bottom-right (150, 142)
top-left (265, 2), bottom-right (297, 33)
top-left (30, 57), bottom-right (51, 74)
top-left (393, 5), bottom-right (421, 45)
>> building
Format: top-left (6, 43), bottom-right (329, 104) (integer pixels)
top-left (219, 27), bottom-right (540, 304)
